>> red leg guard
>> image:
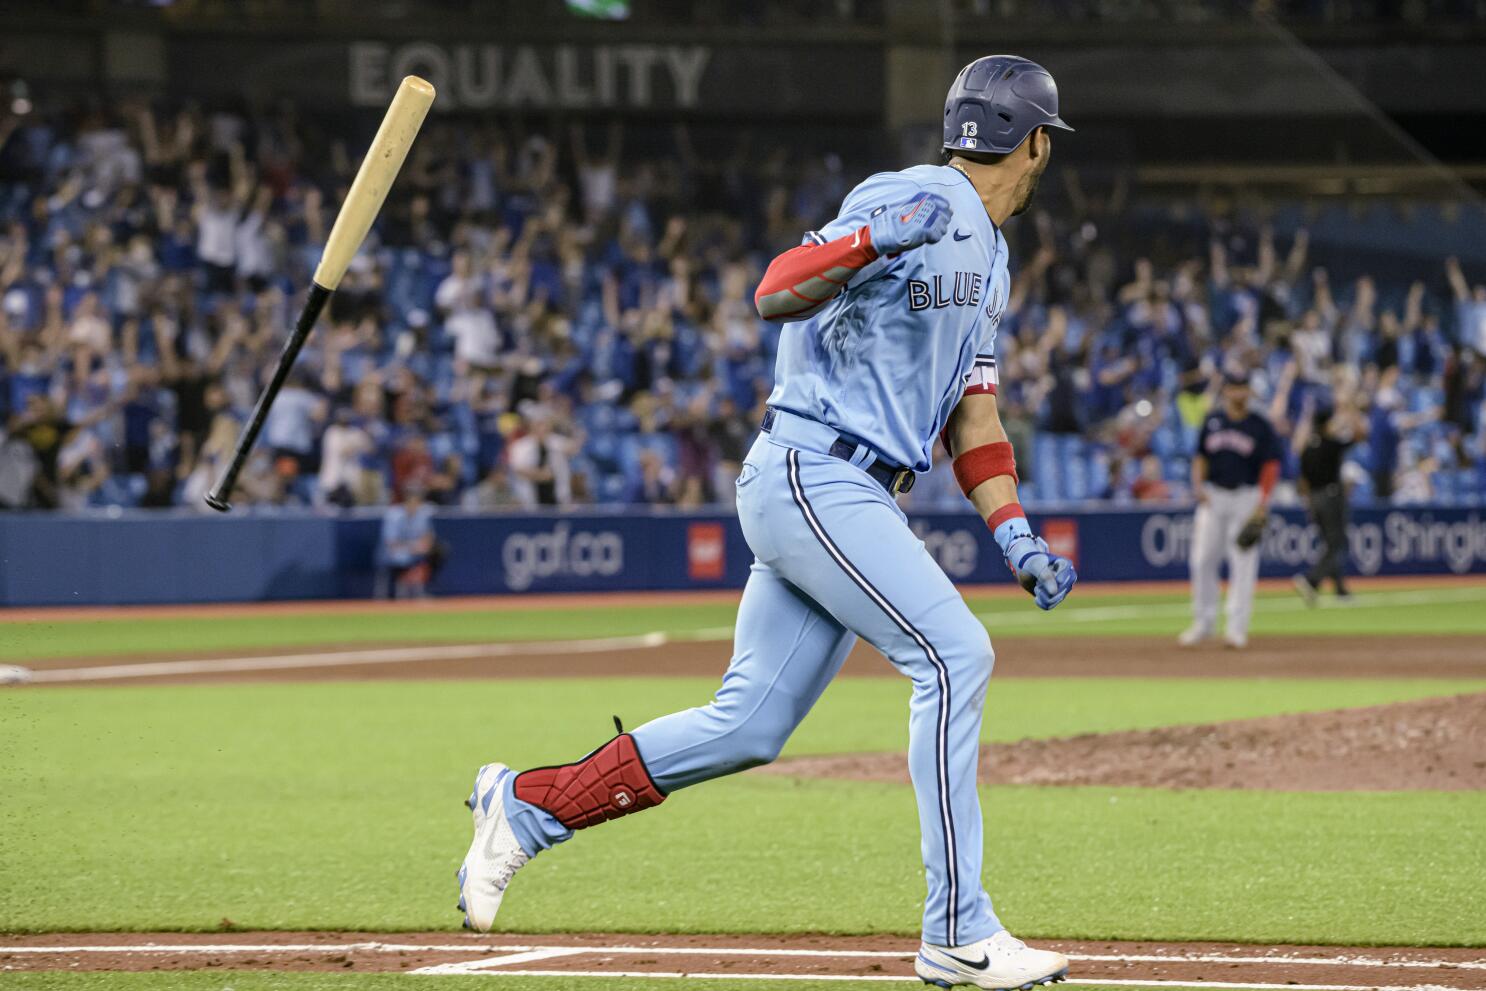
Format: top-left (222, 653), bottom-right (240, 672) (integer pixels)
top-left (512, 733), bottom-right (666, 830)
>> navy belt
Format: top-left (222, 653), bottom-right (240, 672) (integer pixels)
top-left (761, 407), bottom-right (916, 495)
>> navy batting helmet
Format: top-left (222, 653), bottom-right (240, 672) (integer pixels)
top-left (943, 55), bottom-right (1073, 155)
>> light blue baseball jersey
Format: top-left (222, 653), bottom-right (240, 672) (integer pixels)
top-left (500, 164), bottom-right (1022, 952)
top-left (765, 164), bottom-right (1010, 472)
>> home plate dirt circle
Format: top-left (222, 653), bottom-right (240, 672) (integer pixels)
top-left (3, 933), bottom-right (1484, 988)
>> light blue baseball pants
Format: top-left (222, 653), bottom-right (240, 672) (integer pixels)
top-left (503, 411), bottom-right (1001, 947)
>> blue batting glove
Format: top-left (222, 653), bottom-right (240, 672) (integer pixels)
top-left (867, 193), bottom-right (952, 256)
top-left (1001, 532), bottom-right (1079, 611)
top-left (1004, 535), bottom-right (1078, 610)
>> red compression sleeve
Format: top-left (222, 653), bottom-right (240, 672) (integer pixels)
top-left (1258, 460), bottom-right (1279, 500)
top-left (754, 227), bottom-right (878, 320)
top-left (952, 441), bottom-right (1019, 497)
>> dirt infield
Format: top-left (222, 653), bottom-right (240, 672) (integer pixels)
top-left (3, 932), bottom-right (1484, 987)
top-left (13, 632), bottom-right (1486, 685)
top-left (766, 691), bottom-right (1486, 792)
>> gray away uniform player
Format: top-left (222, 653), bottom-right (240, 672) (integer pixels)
top-left (455, 56), bottom-right (1078, 991)
top-left (1179, 371), bottom-right (1280, 649)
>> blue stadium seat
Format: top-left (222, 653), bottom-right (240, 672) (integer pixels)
top-left (1032, 434), bottom-right (1063, 502)
top-left (1064, 436), bottom-right (1090, 502)
top-left (598, 472), bottom-right (628, 503)
top-left (585, 432), bottom-right (622, 472)
top-left (1086, 445), bottom-right (1111, 501)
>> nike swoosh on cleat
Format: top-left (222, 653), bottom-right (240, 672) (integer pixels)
top-left (942, 951), bottom-right (990, 970)
top-left (953, 230), bottom-right (972, 241)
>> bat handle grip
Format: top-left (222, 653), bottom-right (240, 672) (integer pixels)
top-left (204, 283), bottom-right (333, 513)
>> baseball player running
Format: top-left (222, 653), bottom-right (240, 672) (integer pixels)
top-left (1179, 370), bottom-right (1280, 649)
top-left (457, 57), bottom-right (1078, 991)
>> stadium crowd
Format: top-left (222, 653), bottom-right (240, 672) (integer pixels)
top-left (1, 101), bottom-right (1484, 514)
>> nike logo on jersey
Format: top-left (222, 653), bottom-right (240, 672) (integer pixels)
top-left (942, 951), bottom-right (990, 970)
top-left (953, 230), bottom-right (972, 241)
top-left (908, 271), bottom-right (985, 311)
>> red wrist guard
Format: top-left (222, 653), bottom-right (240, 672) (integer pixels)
top-left (952, 441), bottom-right (1019, 497)
top-left (986, 503), bottom-right (1027, 531)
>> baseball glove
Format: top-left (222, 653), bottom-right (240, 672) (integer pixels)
top-left (1235, 512), bottom-right (1266, 550)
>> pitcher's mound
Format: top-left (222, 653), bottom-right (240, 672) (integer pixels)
top-left (768, 692), bottom-right (1486, 791)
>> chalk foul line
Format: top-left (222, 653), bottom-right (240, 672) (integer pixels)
top-left (409, 968), bottom-right (1462, 990)
top-left (6, 939), bottom-right (1481, 986)
top-left (18, 633), bottom-right (670, 683)
top-left (3, 942), bottom-right (1480, 968)
top-left (13, 584), bottom-right (1486, 685)
top-left (412, 947), bottom-right (587, 974)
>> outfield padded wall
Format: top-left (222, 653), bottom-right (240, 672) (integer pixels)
top-left (0, 504), bottom-right (1483, 605)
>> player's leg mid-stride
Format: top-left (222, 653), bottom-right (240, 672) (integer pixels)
top-left (459, 53), bottom-right (1078, 991)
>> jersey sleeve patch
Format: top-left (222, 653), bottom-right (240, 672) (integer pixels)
top-left (964, 354), bottom-right (998, 396)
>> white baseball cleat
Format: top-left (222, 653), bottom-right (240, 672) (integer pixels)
top-left (1176, 624), bottom-right (1214, 647)
top-left (456, 762), bottom-right (530, 932)
top-left (916, 930), bottom-right (1069, 989)
top-left (1223, 632), bottom-right (1248, 649)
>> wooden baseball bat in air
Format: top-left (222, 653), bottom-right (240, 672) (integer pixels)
top-left (206, 75), bottom-right (435, 512)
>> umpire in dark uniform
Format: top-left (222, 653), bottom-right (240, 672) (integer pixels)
top-left (1292, 400), bottom-right (1367, 603)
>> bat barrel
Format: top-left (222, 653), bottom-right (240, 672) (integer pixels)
top-left (312, 76), bottom-right (435, 292)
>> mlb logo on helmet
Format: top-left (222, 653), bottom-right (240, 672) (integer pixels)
top-left (942, 54), bottom-right (1073, 155)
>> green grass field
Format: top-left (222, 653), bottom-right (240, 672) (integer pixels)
top-left (5, 676), bottom-right (1485, 943)
top-left (6, 583), bottom-right (1486, 660)
top-left (4, 583), bottom-right (1486, 991)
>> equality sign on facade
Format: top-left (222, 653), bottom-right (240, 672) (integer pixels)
top-left (163, 37), bottom-right (876, 116)
top-left (348, 42), bottom-right (711, 110)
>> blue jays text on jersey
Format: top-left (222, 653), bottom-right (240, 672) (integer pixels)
top-left (765, 164), bottom-right (1011, 472)
top-left (907, 271), bottom-right (991, 312)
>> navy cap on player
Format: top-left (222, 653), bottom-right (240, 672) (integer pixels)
top-left (943, 55), bottom-right (1073, 155)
